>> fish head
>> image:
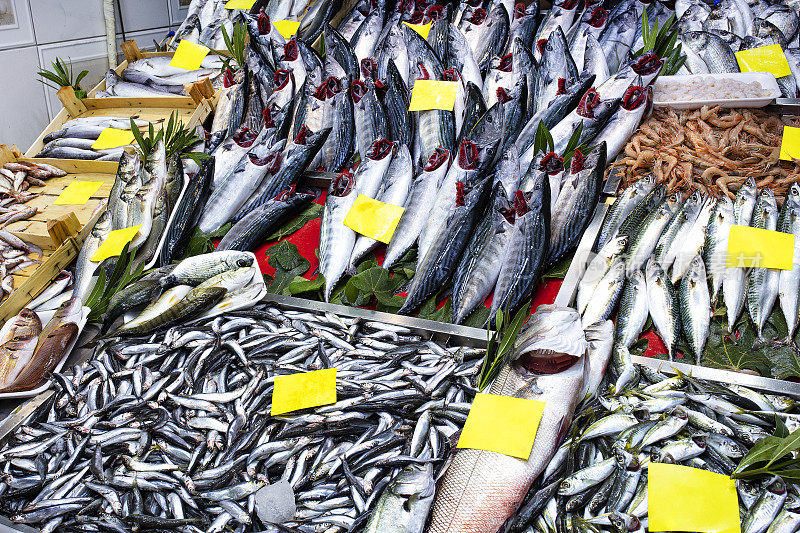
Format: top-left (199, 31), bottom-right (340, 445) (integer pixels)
top-left (8, 309), bottom-right (41, 340)
top-left (390, 463), bottom-right (435, 499)
top-left (366, 139), bottom-right (395, 162)
top-left (767, 475), bottom-right (787, 496)
top-left (51, 297), bottom-right (84, 325)
top-left (509, 305), bottom-right (587, 375)
top-left (329, 171), bottom-right (355, 197)
top-left (789, 183), bottom-right (800, 207)
top-left (423, 147), bottom-right (450, 174)
top-left (225, 252), bottom-right (255, 270)
top-left (621, 84), bottom-right (652, 113)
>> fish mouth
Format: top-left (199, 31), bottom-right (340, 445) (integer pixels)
top-left (514, 190), bottom-right (529, 216)
top-left (536, 38), bottom-right (547, 56)
top-left (415, 64), bottom-right (431, 81)
top-left (540, 153), bottom-right (565, 175)
top-left (223, 68), bottom-right (235, 88)
top-left (293, 125), bottom-right (311, 145)
top-left (588, 7), bottom-right (607, 27)
top-left (466, 8), bottom-right (486, 25)
top-left (367, 139), bottom-right (394, 161)
top-left (556, 78), bottom-right (568, 95)
top-left (263, 106), bottom-right (276, 128)
top-left (570, 149), bottom-right (584, 173)
top-left (330, 171), bottom-right (354, 197)
top-left (455, 181), bottom-right (466, 207)
top-left (314, 77), bottom-right (343, 100)
top-left (514, 3), bottom-right (525, 19)
top-left (274, 184), bottom-right (296, 201)
top-left (621, 86), bottom-right (647, 110)
top-left (360, 58), bottom-right (377, 79)
top-left (458, 141), bottom-right (478, 170)
top-left (633, 53), bottom-right (663, 75)
top-left (410, 9), bottom-right (424, 24)
top-left (496, 87), bottom-right (512, 103)
top-left (350, 80), bottom-right (367, 103)
top-left (577, 88), bottom-right (601, 118)
top-left (249, 151), bottom-right (281, 174)
top-left (442, 69), bottom-right (461, 82)
top-left (561, 0), bottom-right (579, 9)
top-left (273, 69), bottom-right (293, 91)
top-left (424, 147), bottom-right (449, 171)
top-left (257, 12), bottom-right (270, 35)
top-left (768, 478), bottom-right (787, 495)
top-left (283, 39), bottom-right (298, 62)
top-left (233, 127), bottom-right (258, 148)
top-left (515, 352), bottom-right (580, 375)
top-left (425, 5), bottom-right (443, 21)
top-left (498, 53), bottom-right (513, 72)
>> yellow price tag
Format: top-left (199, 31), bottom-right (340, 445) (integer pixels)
top-left (169, 40), bottom-right (211, 71)
top-left (91, 129), bottom-right (136, 150)
top-left (409, 80), bottom-right (458, 111)
top-left (273, 20), bottom-right (301, 40)
top-left (726, 225), bottom-right (794, 270)
top-left (343, 194), bottom-right (405, 244)
top-left (457, 393), bottom-right (545, 459)
top-left (649, 463), bottom-right (740, 533)
top-left (735, 44), bottom-right (792, 78)
top-left (225, 0), bottom-right (256, 8)
top-left (403, 21), bottom-right (432, 40)
top-left (52, 181), bottom-right (103, 205)
top-left (91, 225), bottom-right (142, 262)
top-left (271, 368), bottom-right (337, 416)
top-left (780, 125), bottom-right (800, 161)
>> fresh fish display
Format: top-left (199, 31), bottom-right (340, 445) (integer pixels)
top-left (506, 365), bottom-right (799, 532)
top-left (97, 55), bottom-right (224, 98)
top-left (0, 302), bottom-right (484, 532)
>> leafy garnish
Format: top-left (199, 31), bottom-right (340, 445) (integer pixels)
top-left (85, 244), bottom-right (145, 321)
top-left (478, 302), bottom-right (530, 390)
top-left (221, 21), bottom-right (248, 71)
top-left (37, 57), bottom-right (89, 98)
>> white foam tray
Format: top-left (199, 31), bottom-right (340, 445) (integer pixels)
top-left (653, 72), bottom-right (781, 109)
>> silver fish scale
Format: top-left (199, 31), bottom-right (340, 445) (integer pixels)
top-left (0, 304), bottom-right (482, 532)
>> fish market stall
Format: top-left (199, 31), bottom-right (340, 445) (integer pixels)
top-left (4, 0), bottom-right (800, 530)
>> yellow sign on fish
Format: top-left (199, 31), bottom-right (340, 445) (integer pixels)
top-left (91, 225), bottom-right (142, 262)
top-left (273, 20), bottom-right (301, 40)
top-left (408, 80), bottom-right (458, 112)
top-left (457, 393), bottom-right (545, 460)
top-left (169, 40), bottom-right (211, 71)
top-left (52, 181), bottom-right (103, 205)
top-left (649, 463), bottom-right (740, 533)
top-left (91, 129), bottom-right (136, 150)
top-left (343, 195), bottom-right (405, 244)
top-left (224, 0), bottom-right (256, 8)
top-left (780, 125), bottom-right (800, 161)
top-left (403, 21), bottom-right (432, 40)
top-left (735, 44), bottom-right (792, 78)
top-left (726, 225), bottom-right (794, 270)
top-left (271, 368), bottom-right (337, 416)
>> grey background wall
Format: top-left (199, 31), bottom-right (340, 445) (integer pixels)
top-left (0, 0), bottom-right (189, 150)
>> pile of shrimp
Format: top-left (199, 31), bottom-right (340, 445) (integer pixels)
top-left (609, 106), bottom-right (800, 204)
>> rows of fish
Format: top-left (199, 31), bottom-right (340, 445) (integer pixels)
top-left (0, 160), bottom-right (65, 302)
top-left (97, 55), bottom-right (225, 98)
top-left (71, 140), bottom-right (188, 303)
top-left (507, 351), bottom-right (800, 533)
top-left (35, 116), bottom-right (153, 161)
top-left (0, 297), bottom-right (83, 393)
top-left (0, 300), bottom-right (485, 532)
top-left (188, 0), bottom-right (669, 320)
top-left (675, 0), bottom-right (800, 97)
top-left (171, 0), bottom-right (343, 51)
top-left (580, 175), bottom-right (800, 365)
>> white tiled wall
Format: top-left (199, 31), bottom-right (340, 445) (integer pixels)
top-left (0, 0), bottom-right (180, 149)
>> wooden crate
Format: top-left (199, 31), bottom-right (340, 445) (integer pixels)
top-left (0, 146), bottom-right (108, 323)
top-left (25, 60), bottom-right (214, 173)
top-left (87, 40), bottom-right (226, 103)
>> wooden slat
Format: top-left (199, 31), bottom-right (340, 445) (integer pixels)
top-left (57, 87), bottom-right (88, 117)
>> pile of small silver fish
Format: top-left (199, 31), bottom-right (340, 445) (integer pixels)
top-left (72, 141), bottom-right (185, 302)
top-left (36, 117), bottom-right (153, 161)
top-left (0, 302), bottom-right (483, 532)
top-left (675, 0), bottom-right (800, 97)
top-left (97, 56), bottom-right (225, 98)
top-left (507, 361), bottom-right (800, 533)
top-left (580, 175), bottom-right (800, 366)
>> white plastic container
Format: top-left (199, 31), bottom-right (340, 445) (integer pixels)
top-left (653, 72), bottom-right (781, 109)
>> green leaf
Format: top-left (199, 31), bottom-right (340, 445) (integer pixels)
top-left (347, 266), bottom-right (406, 308)
top-left (265, 240), bottom-right (311, 295)
top-left (498, 302), bottom-right (529, 357)
top-left (84, 268), bottom-right (107, 311)
top-left (562, 122), bottom-right (583, 160)
top-left (74, 70), bottom-right (88, 89)
top-left (266, 203), bottom-right (323, 241)
top-left (287, 274), bottom-right (325, 295)
top-left (181, 223), bottom-right (231, 259)
top-left (734, 436), bottom-right (783, 474)
top-left (463, 306), bottom-right (490, 328)
top-left (766, 429), bottom-right (800, 468)
top-left (543, 257), bottom-right (571, 279)
top-left (775, 416), bottom-right (790, 438)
